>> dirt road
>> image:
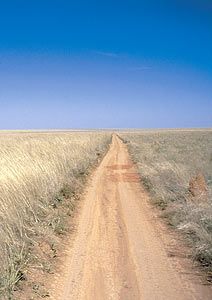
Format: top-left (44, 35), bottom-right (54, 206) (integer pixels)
top-left (50, 134), bottom-right (212, 300)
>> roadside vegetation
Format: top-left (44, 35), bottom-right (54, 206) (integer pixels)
top-left (120, 129), bottom-right (212, 277)
top-left (0, 131), bottom-right (111, 299)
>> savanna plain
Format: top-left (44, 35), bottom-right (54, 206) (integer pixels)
top-left (0, 131), bottom-right (111, 299)
top-left (0, 129), bottom-right (211, 300)
top-left (120, 129), bottom-right (212, 272)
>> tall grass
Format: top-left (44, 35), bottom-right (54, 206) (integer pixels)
top-left (120, 129), bottom-right (212, 275)
top-left (0, 131), bottom-right (111, 298)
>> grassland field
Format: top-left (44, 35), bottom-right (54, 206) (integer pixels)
top-left (0, 131), bottom-right (111, 299)
top-left (120, 129), bottom-right (212, 276)
top-left (0, 129), bottom-right (212, 299)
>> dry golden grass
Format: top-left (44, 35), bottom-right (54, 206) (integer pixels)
top-left (120, 129), bottom-right (212, 276)
top-left (0, 131), bottom-right (111, 299)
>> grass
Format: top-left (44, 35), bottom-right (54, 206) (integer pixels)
top-left (0, 131), bottom-right (111, 299)
top-left (120, 129), bottom-right (212, 276)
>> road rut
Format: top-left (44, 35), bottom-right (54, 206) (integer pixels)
top-left (50, 134), bottom-right (212, 300)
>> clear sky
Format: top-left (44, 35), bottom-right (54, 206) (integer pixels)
top-left (0, 0), bottom-right (211, 129)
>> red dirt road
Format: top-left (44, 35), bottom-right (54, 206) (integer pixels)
top-left (50, 135), bottom-right (212, 300)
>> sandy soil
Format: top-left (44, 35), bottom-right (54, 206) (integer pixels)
top-left (49, 134), bottom-right (212, 300)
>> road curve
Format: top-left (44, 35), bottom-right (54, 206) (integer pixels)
top-left (50, 134), bottom-right (212, 300)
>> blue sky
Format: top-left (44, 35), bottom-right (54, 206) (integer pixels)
top-left (0, 0), bottom-right (211, 129)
